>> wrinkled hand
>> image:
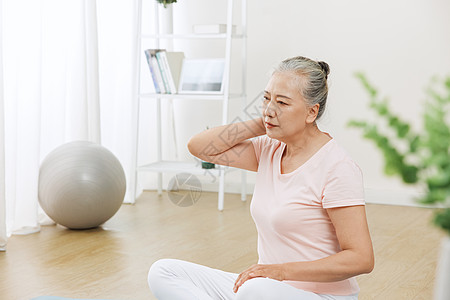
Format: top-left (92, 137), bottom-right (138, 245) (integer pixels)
top-left (233, 264), bottom-right (285, 293)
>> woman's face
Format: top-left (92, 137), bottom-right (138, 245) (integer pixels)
top-left (262, 71), bottom-right (318, 141)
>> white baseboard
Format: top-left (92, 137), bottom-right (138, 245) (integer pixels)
top-left (364, 187), bottom-right (427, 207)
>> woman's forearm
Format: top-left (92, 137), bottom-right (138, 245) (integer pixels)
top-left (233, 249), bottom-right (374, 293)
top-left (187, 117), bottom-right (266, 157)
top-left (281, 249), bottom-right (374, 282)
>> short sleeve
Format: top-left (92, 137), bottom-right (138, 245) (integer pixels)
top-left (251, 135), bottom-right (273, 164)
top-left (322, 160), bottom-right (365, 208)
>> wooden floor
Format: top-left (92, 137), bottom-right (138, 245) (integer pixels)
top-left (0, 191), bottom-right (445, 300)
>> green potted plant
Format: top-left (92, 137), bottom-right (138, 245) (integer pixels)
top-left (348, 73), bottom-right (450, 299)
top-left (201, 126), bottom-right (215, 169)
top-left (156, 0), bottom-right (177, 8)
top-left (155, 0), bottom-right (177, 44)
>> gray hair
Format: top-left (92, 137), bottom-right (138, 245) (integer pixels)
top-left (274, 56), bottom-right (330, 120)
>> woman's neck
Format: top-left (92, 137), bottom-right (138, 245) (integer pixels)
top-left (282, 124), bottom-right (331, 158)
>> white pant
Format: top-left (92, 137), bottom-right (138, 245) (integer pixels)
top-left (148, 259), bottom-right (358, 300)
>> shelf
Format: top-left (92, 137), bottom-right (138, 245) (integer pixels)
top-left (138, 160), bottom-right (238, 176)
top-left (139, 93), bottom-right (245, 101)
top-left (131, 0), bottom-right (248, 210)
top-left (141, 33), bottom-right (245, 40)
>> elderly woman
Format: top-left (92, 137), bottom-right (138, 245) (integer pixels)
top-left (148, 56), bottom-right (374, 300)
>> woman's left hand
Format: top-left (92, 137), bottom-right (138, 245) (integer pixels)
top-left (233, 264), bottom-right (285, 293)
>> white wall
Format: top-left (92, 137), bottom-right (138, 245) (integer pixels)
top-left (138, 0), bottom-right (450, 206)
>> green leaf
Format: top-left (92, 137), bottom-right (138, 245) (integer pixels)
top-left (433, 209), bottom-right (450, 235)
top-left (445, 77), bottom-right (450, 89)
top-left (347, 120), bottom-right (367, 128)
top-left (401, 165), bottom-right (419, 184)
top-left (355, 72), bottom-right (378, 98)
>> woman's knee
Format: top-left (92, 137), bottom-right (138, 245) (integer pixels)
top-left (235, 277), bottom-right (272, 300)
top-left (148, 259), bottom-right (179, 290)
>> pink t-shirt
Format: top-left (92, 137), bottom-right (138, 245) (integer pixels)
top-left (250, 135), bottom-right (365, 296)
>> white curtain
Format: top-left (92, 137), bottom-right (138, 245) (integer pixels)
top-left (1, 0), bottom-right (138, 248)
top-left (0, 0), bottom-right (6, 251)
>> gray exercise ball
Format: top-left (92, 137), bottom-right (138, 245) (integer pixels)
top-left (38, 141), bottom-right (126, 229)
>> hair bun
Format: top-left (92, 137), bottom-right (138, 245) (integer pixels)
top-left (318, 61), bottom-right (330, 79)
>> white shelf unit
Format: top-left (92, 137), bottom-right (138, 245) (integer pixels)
top-left (131, 0), bottom-right (248, 211)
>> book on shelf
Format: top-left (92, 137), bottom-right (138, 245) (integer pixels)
top-left (155, 51), bottom-right (185, 94)
top-left (165, 52), bottom-right (185, 93)
top-left (144, 49), bottom-right (186, 94)
top-left (154, 51), bottom-right (171, 93)
top-left (144, 49), bottom-right (166, 94)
